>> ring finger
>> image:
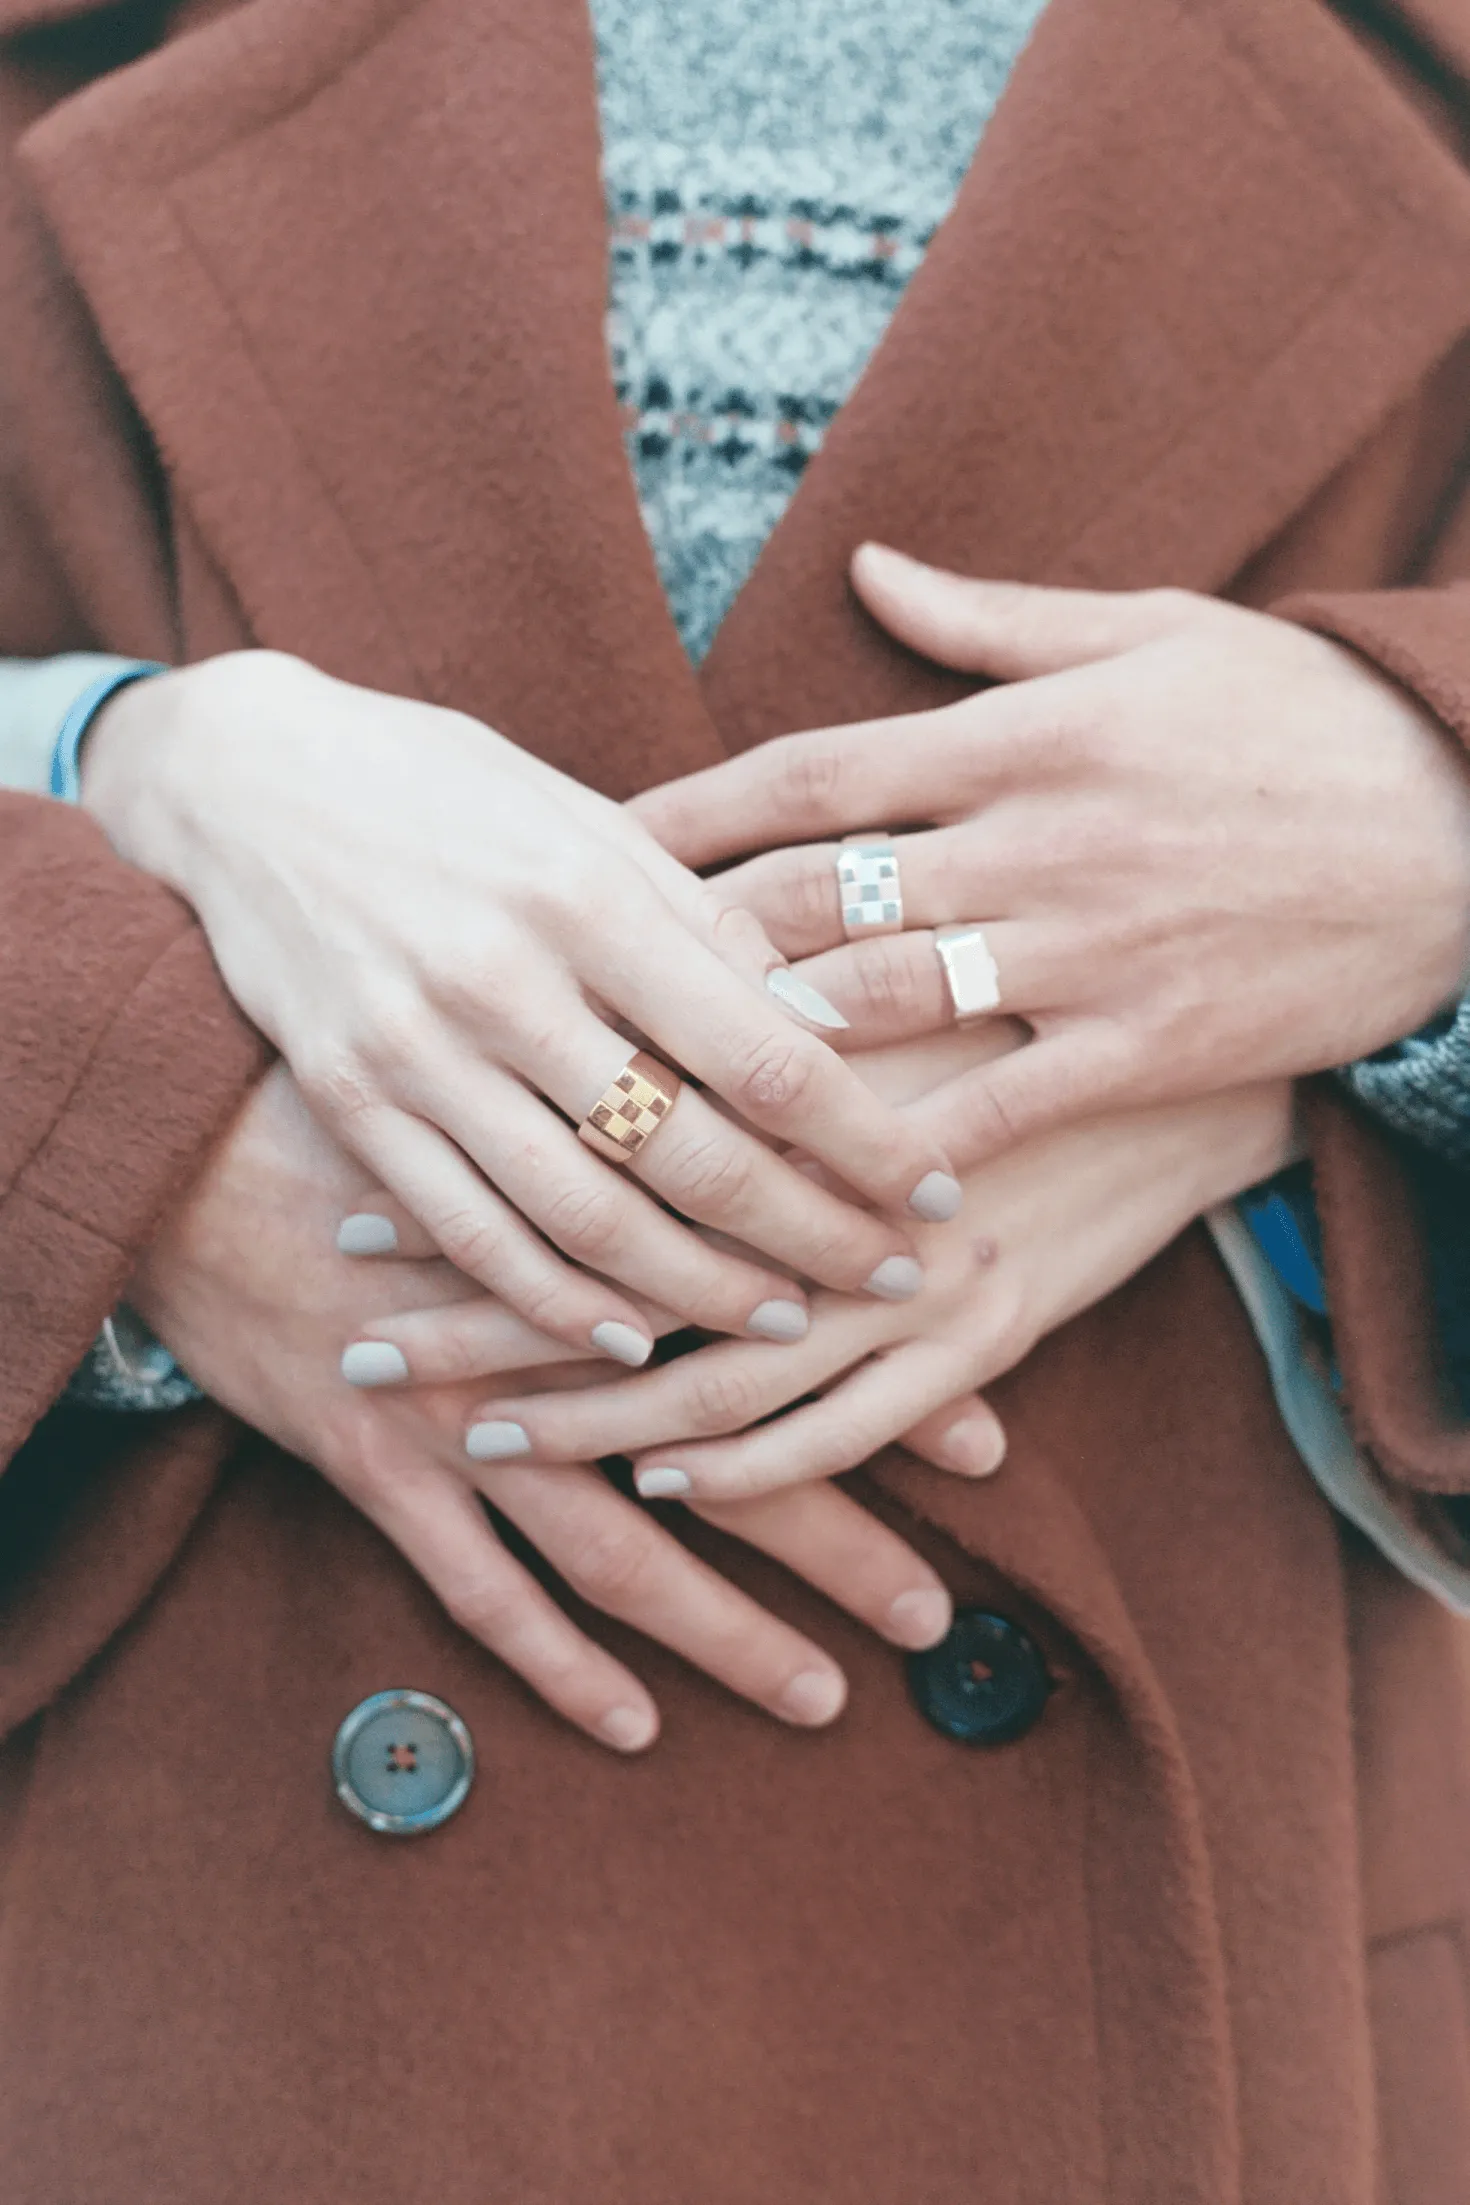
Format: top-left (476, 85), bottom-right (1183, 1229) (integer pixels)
top-left (795, 920), bottom-right (1068, 1047)
top-left (491, 1013), bottom-right (924, 1298)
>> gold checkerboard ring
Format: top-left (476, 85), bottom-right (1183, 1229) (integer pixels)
top-left (577, 1051), bottom-right (682, 1164)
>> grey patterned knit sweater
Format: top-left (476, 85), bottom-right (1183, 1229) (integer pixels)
top-left (594, 0), bottom-right (1049, 663)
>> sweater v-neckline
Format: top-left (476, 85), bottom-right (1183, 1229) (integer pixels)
top-left (17, 0), bottom-right (1470, 790)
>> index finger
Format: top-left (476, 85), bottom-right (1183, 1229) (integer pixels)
top-left (629, 706), bottom-right (990, 868)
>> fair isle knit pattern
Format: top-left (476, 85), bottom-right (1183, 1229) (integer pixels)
top-left (592, 0), bottom-right (1050, 665)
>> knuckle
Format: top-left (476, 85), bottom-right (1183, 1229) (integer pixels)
top-left (559, 1519), bottom-right (660, 1609)
top-left (443, 1568), bottom-right (523, 1647)
top-left (726, 1033), bottom-right (818, 1118)
top-left (417, 1310), bottom-right (496, 1385)
top-left (778, 735), bottom-right (846, 818)
top-left (297, 1045), bottom-right (379, 1130)
top-left (434, 1206), bottom-right (508, 1280)
top-left (684, 1361), bottom-right (765, 1436)
top-left (852, 936), bottom-right (927, 1021)
top-left (786, 856), bottom-right (840, 940)
top-left (1142, 585), bottom-right (1200, 627)
top-left (664, 1130), bottom-right (757, 1214)
top-left (541, 1178), bottom-right (626, 1261)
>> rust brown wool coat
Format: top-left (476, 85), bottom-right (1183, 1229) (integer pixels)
top-left (7, 0), bottom-right (1470, 2197)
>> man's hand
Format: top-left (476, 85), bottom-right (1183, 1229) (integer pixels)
top-left (634, 547), bottom-right (1470, 1168)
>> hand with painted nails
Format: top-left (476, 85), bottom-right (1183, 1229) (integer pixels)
top-left (128, 1064), bottom-right (956, 1750)
top-left (633, 545), bottom-right (1470, 1169)
top-left (83, 649), bottom-right (959, 1365)
top-left (447, 1068), bottom-right (1297, 1502)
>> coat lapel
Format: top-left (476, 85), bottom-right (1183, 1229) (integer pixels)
top-left (703, 0), bottom-right (1470, 744)
top-left (20, 0), bottom-right (719, 794)
top-left (20, 0), bottom-right (1470, 783)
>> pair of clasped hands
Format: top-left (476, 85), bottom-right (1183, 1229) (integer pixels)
top-left (85, 547), bottom-right (1470, 1751)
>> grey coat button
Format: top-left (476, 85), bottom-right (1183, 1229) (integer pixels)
top-left (332, 1689), bottom-right (475, 1836)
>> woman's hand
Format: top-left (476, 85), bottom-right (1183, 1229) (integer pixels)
top-left (130, 1065), bottom-right (956, 1750)
top-left (85, 651), bottom-right (960, 1358)
top-left (433, 1051), bottom-right (1298, 1499)
top-left (634, 546), bottom-right (1470, 1167)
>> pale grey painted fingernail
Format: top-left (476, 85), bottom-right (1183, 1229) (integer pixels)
top-left (908, 1170), bottom-right (964, 1223)
top-left (341, 1340), bottom-right (410, 1388)
top-left (887, 1588), bottom-right (952, 1649)
top-left (780, 1668), bottom-right (847, 1725)
top-left (591, 1320), bottom-right (653, 1368)
top-left (337, 1212), bottom-right (399, 1256)
top-left (746, 1298), bottom-right (809, 1342)
top-left (635, 1465), bottom-right (692, 1499)
top-left (766, 967), bottom-right (850, 1030)
top-left (465, 1420), bottom-right (533, 1461)
top-left (864, 1255), bottom-right (925, 1301)
top-left (598, 1705), bottom-right (657, 1752)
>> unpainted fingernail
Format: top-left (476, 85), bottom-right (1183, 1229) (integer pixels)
top-left (635, 1465), bottom-right (692, 1499)
top-left (746, 1298), bottom-right (810, 1342)
top-left (340, 1340), bottom-right (410, 1387)
top-left (766, 967), bottom-right (850, 1030)
top-left (597, 1705), bottom-right (658, 1752)
top-left (908, 1170), bottom-right (964, 1223)
top-left (887, 1587), bottom-right (953, 1649)
top-left (591, 1320), bottom-right (653, 1368)
top-left (932, 1418), bottom-right (1007, 1477)
top-left (780, 1668), bottom-right (847, 1726)
top-left (465, 1420), bottom-right (533, 1462)
top-left (864, 1255), bottom-right (924, 1301)
top-left (337, 1212), bottom-right (399, 1256)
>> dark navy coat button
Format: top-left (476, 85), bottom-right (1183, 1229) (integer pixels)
top-left (332, 1689), bottom-right (475, 1835)
top-left (907, 1609), bottom-right (1051, 1745)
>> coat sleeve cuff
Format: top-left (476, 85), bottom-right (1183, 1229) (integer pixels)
top-left (1264, 586), bottom-right (1470, 1509)
top-left (0, 794), bottom-right (268, 1466)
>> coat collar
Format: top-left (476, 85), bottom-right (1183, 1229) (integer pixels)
top-left (18, 0), bottom-right (1470, 786)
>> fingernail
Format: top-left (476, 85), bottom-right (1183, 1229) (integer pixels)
top-left (340, 1340), bottom-right (410, 1387)
top-left (864, 1255), bottom-right (924, 1301)
top-left (635, 1466), bottom-right (692, 1499)
top-left (746, 1298), bottom-right (809, 1342)
top-left (779, 1668), bottom-right (847, 1726)
top-left (933, 1420), bottom-right (1007, 1478)
top-left (465, 1420), bottom-right (533, 1461)
top-left (591, 1320), bottom-right (653, 1368)
top-left (887, 1587), bottom-right (953, 1648)
top-left (908, 1170), bottom-right (964, 1223)
top-left (597, 1705), bottom-right (657, 1752)
top-left (337, 1212), bottom-right (398, 1256)
top-left (766, 967), bottom-right (850, 1031)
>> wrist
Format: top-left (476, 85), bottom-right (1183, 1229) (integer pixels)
top-left (79, 659), bottom-right (193, 871)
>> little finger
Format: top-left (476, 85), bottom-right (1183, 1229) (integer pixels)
top-left (481, 1460), bottom-right (847, 1727)
top-left (906, 1020), bottom-right (1143, 1168)
top-left (694, 1480), bottom-right (954, 1649)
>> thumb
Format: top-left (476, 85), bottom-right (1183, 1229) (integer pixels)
top-left (850, 543), bottom-right (1200, 680)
